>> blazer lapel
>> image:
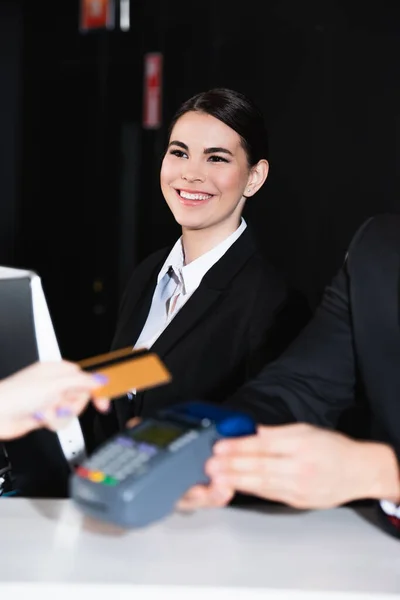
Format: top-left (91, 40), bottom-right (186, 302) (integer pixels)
top-left (152, 228), bottom-right (256, 358)
top-left (111, 251), bottom-right (168, 350)
top-left (151, 285), bottom-right (223, 358)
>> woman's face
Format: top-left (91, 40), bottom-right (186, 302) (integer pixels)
top-left (160, 111), bottom-right (254, 233)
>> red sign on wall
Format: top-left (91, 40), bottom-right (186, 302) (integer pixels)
top-left (143, 53), bottom-right (163, 129)
top-left (80, 0), bottom-right (114, 31)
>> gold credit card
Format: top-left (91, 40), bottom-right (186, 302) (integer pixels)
top-left (78, 346), bottom-right (172, 399)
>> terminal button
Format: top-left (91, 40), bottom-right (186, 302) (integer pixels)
top-left (103, 476), bottom-right (118, 486)
top-left (76, 466), bottom-right (90, 479)
top-left (115, 436), bottom-right (135, 448)
top-left (137, 442), bottom-right (158, 457)
top-left (88, 471), bottom-right (105, 483)
top-left (216, 415), bottom-right (256, 438)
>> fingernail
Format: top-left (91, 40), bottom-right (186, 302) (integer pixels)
top-left (93, 373), bottom-right (109, 385)
top-left (56, 407), bottom-right (73, 418)
top-left (33, 411), bottom-right (45, 422)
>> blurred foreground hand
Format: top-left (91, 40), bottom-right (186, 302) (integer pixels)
top-left (0, 361), bottom-right (110, 440)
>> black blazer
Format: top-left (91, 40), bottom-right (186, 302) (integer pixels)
top-left (226, 215), bottom-right (400, 537)
top-left (99, 228), bottom-right (309, 437)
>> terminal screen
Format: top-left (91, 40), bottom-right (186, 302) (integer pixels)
top-left (132, 422), bottom-right (184, 448)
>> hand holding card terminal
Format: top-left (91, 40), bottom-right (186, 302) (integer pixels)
top-left (70, 401), bottom-right (256, 527)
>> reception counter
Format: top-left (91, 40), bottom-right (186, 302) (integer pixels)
top-left (0, 499), bottom-right (399, 599)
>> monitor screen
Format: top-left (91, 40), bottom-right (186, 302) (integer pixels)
top-left (0, 267), bottom-right (73, 497)
top-left (0, 269), bottom-right (39, 380)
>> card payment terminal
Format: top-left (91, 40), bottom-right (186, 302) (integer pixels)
top-left (70, 401), bottom-right (256, 527)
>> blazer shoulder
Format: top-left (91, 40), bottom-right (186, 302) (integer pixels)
top-left (247, 243), bottom-right (311, 320)
top-left (243, 253), bottom-right (313, 346)
top-left (348, 213), bottom-right (400, 259)
top-left (246, 251), bottom-right (291, 301)
top-left (131, 246), bottom-right (170, 276)
top-left (118, 246), bottom-right (170, 311)
top-left (241, 252), bottom-right (311, 373)
top-left (123, 246), bottom-right (170, 288)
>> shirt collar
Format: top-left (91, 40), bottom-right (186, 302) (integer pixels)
top-left (158, 218), bottom-right (247, 295)
top-left (157, 238), bottom-right (185, 285)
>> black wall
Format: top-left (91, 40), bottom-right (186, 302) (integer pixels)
top-left (14, 0), bottom-right (143, 359)
top-left (2, 0), bottom-right (399, 358)
top-left (0, 1), bottom-right (23, 266)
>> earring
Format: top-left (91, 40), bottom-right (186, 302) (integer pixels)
top-left (247, 188), bottom-right (251, 193)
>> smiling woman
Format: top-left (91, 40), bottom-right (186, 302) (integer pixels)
top-left (95, 88), bottom-right (309, 442)
top-left (160, 109), bottom-right (268, 260)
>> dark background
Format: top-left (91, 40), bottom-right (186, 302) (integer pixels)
top-left (1, 0), bottom-right (399, 360)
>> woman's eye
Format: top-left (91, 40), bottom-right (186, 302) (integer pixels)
top-left (169, 149), bottom-right (188, 159)
top-left (208, 155), bottom-right (229, 163)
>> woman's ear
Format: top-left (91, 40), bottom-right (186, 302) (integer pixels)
top-left (245, 160), bottom-right (269, 197)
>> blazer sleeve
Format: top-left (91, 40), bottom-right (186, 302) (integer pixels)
top-left (225, 216), bottom-right (378, 425)
top-left (226, 262), bottom-right (357, 427)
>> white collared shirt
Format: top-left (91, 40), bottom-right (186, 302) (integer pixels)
top-left (134, 219), bottom-right (247, 351)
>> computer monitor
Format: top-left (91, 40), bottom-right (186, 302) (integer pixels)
top-left (0, 267), bottom-right (82, 497)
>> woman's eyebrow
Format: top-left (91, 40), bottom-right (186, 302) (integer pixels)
top-left (204, 147), bottom-right (233, 156)
top-left (168, 141), bottom-right (233, 156)
top-left (168, 140), bottom-right (188, 150)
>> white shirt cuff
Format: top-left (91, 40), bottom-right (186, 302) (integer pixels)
top-left (380, 499), bottom-right (400, 519)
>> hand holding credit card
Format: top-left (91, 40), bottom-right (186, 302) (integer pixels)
top-left (78, 347), bottom-right (172, 399)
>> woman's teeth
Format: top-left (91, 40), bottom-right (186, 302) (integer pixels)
top-left (179, 191), bottom-right (212, 200)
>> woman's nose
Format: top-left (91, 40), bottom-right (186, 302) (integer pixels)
top-left (181, 164), bottom-right (205, 183)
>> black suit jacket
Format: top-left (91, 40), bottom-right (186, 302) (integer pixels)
top-left (226, 215), bottom-right (400, 537)
top-left (98, 228), bottom-right (309, 438)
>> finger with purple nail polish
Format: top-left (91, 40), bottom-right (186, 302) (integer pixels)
top-left (55, 406), bottom-right (74, 418)
top-left (93, 373), bottom-right (109, 385)
top-left (33, 411), bottom-right (46, 422)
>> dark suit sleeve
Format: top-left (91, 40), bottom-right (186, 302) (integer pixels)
top-left (226, 263), bottom-right (356, 427)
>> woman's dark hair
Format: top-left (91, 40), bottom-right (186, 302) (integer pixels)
top-left (168, 88), bottom-right (269, 166)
